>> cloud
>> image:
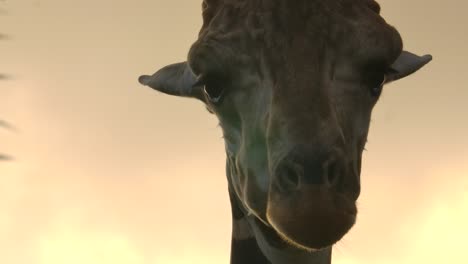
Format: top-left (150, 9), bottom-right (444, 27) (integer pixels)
top-left (37, 210), bottom-right (145, 264)
top-left (334, 160), bottom-right (468, 264)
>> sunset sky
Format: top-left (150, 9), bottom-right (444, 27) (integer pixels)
top-left (1, 0), bottom-right (467, 263)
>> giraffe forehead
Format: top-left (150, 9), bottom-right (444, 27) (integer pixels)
top-left (195, 0), bottom-right (402, 75)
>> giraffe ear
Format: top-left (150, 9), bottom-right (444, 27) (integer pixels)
top-left (385, 51), bottom-right (432, 83)
top-left (138, 62), bottom-right (205, 101)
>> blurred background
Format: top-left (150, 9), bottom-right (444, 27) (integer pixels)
top-left (1, 0), bottom-right (467, 263)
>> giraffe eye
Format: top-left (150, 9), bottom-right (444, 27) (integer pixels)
top-left (203, 82), bottom-right (224, 103)
top-left (195, 74), bottom-right (226, 104)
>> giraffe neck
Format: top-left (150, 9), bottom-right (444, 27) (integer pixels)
top-left (228, 188), bottom-right (333, 264)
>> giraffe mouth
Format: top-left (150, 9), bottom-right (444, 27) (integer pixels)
top-left (266, 185), bottom-right (357, 250)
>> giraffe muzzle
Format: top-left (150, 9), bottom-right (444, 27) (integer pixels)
top-left (265, 147), bottom-right (358, 250)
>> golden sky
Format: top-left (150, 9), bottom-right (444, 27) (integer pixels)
top-left (1, 0), bottom-right (467, 263)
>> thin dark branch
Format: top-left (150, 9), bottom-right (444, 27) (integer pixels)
top-left (0, 121), bottom-right (16, 161)
top-left (0, 74), bottom-right (11, 80)
top-left (0, 154), bottom-right (13, 161)
top-left (1, 4), bottom-right (14, 162)
top-left (0, 120), bottom-right (15, 131)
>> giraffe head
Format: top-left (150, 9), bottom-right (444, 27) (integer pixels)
top-left (139, 0), bottom-right (431, 251)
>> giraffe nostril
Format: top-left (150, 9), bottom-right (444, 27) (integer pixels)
top-left (323, 157), bottom-right (343, 188)
top-left (326, 162), bottom-right (338, 187)
top-left (275, 162), bottom-right (302, 193)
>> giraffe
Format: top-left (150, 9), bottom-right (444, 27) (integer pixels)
top-left (139, 1), bottom-right (431, 263)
